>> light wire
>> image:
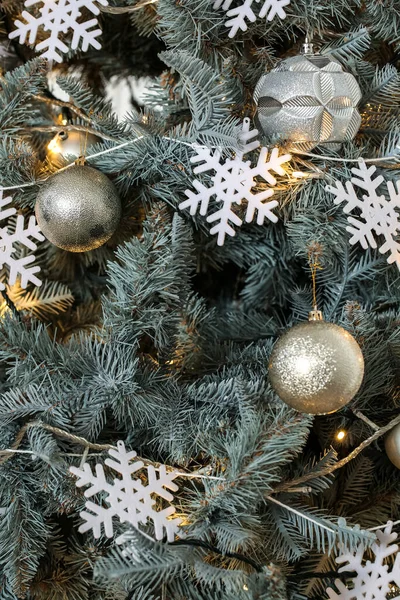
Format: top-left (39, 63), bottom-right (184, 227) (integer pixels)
top-left (1, 133), bottom-right (398, 192)
top-left (0, 136), bottom-right (145, 191)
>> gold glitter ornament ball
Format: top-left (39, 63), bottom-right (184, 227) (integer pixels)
top-left (35, 165), bottom-right (121, 252)
top-left (269, 312), bottom-right (364, 415)
top-left (385, 423), bottom-right (400, 469)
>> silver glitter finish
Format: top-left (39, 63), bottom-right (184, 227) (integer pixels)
top-left (254, 53), bottom-right (362, 149)
top-left (269, 320), bottom-right (364, 415)
top-left (35, 165), bottom-right (121, 252)
top-left (385, 423), bottom-right (400, 469)
top-left (47, 130), bottom-right (100, 166)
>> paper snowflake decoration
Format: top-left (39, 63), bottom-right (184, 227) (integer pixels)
top-left (70, 441), bottom-right (182, 543)
top-left (9, 0), bottom-right (108, 63)
top-left (326, 522), bottom-right (400, 600)
top-left (213, 0), bottom-right (290, 38)
top-left (179, 118), bottom-right (291, 246)
top-left (0, 191), bottom-right (43, 291)
top-left (326, 159), bottom-right (400, 269)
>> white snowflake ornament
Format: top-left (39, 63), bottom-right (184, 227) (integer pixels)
top-left (179, 118), bottom-right (291, 246)
top-left (213, 0), bottom-right (291, 38)
top-left (326, 522), bottom-right (400, 600)
top-left (9, 0), bottom-right (108, 63)
top-left (0, 191), bottom-right (44, 291)
top-left (326, 160), bottom-right (400, 269)
top-left (70, 441), bottom-right (182, 544)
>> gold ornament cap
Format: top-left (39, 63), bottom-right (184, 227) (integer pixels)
top-left (308, 308), bottom-right (323, 321)
top-left (301, 38), bottom-right (315, 55)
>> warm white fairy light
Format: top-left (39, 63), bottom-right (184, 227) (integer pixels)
top-left (47, 137), bottom-right (62, 154)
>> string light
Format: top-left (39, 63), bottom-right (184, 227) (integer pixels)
top-left (336, 430), bottom-right (347, 441)
top-left (2, 129), bottom-right (398, 194)
top-left (47, 136), bottom-right (62, 154)
top-left (291, 149), bottom-right (398, 164)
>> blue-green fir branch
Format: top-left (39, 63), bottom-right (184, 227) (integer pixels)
top-left (1, 3), bottom-right (400, 599)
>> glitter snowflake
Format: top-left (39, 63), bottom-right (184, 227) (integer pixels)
top-left (213, 0), bottom-right (291, 38)
top-left (326, 522), bottom-right (400, 600)
top-left (179, 118), bottom-right (291, 246)
top-left (70, 441), bottom-right (182, 543)
top-left (9, 0), bottom-right (109, 63)
top-left (326, 159), bottom-right (400, 269)
top-left (0, 191), bottom-right (44, 291)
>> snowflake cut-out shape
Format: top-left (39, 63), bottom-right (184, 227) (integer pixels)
top-left (326, 159), bottom-right (400, 269)
top-left (70, 441), bottom-right (182, 543)
top-left (326, 521), bottom-right (400, 600)
top-left (0, 191), bottom-right (44, 291)
top-left (213, 0), bottom-right (291, 38)
top-left (179, 118), bottom-right (291, 246)
top-left (9, 0), bottom-right (108, 63)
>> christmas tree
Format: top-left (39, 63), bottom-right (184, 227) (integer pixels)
top-left (0, 1), bottom-right (399, 599)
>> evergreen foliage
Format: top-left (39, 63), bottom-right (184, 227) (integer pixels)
top-left (0, 1), bottom-right (398, 599)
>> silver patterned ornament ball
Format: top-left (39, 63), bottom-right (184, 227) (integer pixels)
top-left (47, 130), bottom-right (100, 166)
top-left (269, 311), bottom-right (364, 415)
top-left (35, 165), bottom-right (121, 252)
top-left (254, 46), bottom-right (362, 149)
top-left (385, 423), bottom-right (400, 469)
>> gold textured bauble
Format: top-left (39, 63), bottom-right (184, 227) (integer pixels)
top-left (269, 312), bottom-right (364, 415)
top-left (35, 165), bottom-right (121, 252)
top-left (47, 130), bottom-right (100, 166)
top-left (385, 423), bottom-right (400, 469)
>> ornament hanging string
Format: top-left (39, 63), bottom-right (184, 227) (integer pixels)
top-left (308, 243), bottom-right (323, 311)
top-left (80, 124), bottom-right (90, 158)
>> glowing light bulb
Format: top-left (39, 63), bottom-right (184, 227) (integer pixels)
top-left (336, 430), bottom-right (346, 441)
top-left (47, 137), bottom-right (62, 154)
top-left (243, 584), bottom-right (249, 591)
